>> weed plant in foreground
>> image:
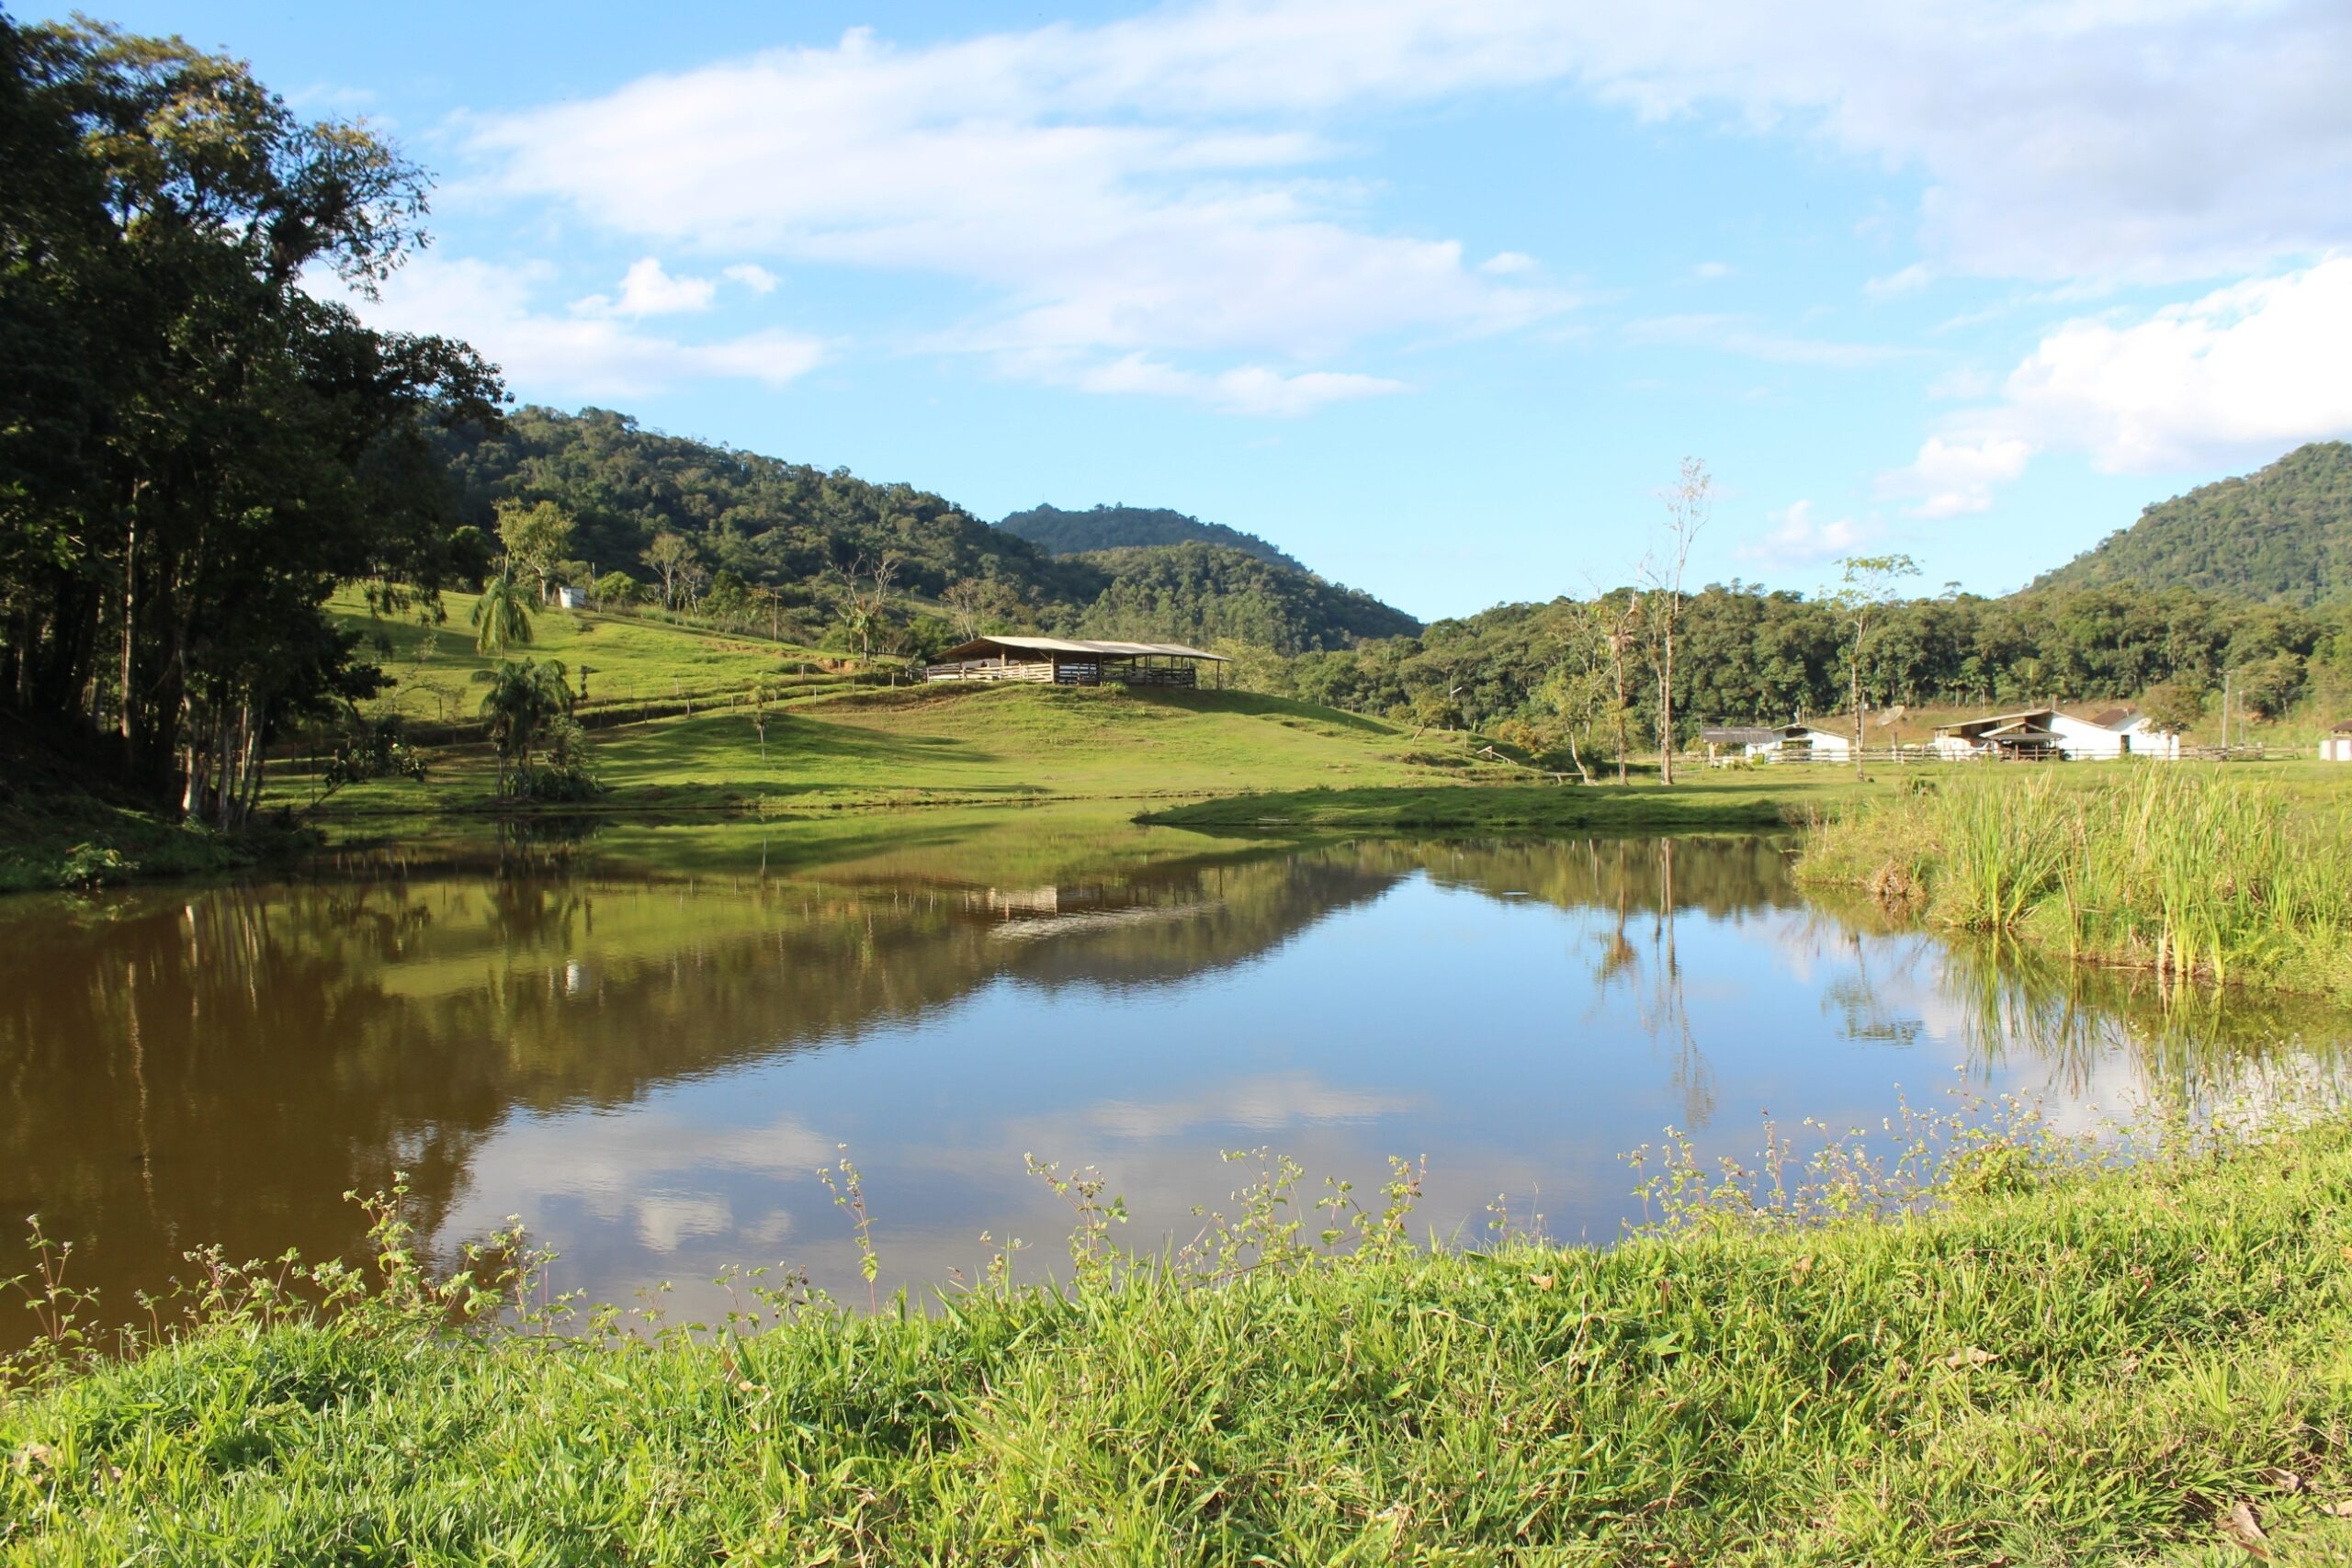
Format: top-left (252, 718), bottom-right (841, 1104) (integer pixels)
top-left (5, 1099), bottom-right (2352, 1563)
top-left (1801, 764), bottom-right (2352, 1001)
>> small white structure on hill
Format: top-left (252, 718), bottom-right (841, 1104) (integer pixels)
top-left (555, 586), bottom-right (586, 610)
top-left (1935, 705), bottom-right (2179, 761)
top-left (2322, 724), bottom-right (2352, 762)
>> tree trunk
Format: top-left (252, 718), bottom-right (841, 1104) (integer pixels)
top-left (1659, 622), bottom-right (1676, 786)
top-left (119, 523), bottom-right (136, 742)
top-left (1852, 650), bottom-right (1866, 780)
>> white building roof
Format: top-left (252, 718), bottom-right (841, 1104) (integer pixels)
top-left (938, 635), bottom-right (1228, 662)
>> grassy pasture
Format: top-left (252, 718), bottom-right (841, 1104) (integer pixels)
top-left (299, 682), bottom-right (1534, 818)
top-left (326, 585), bottom-right (843, 728)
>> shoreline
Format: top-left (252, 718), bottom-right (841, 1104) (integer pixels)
top-left (7, 1110), bottom-right (2350, 1562)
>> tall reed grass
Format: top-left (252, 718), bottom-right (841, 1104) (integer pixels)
top-left (1802, 765), bottom-right (2352, 998)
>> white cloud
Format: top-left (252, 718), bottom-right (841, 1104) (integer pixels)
top-left (1625, 314), bottom-right (1903, 369)
top-left (1879, 432), bottom-right (2035, 518)
top-left (1737, 499), bottom-right (1881, 570)
top-left (340, 254), bottom-right (827, 398)
top-left (1865, 263), bottom-right (1933, 299)
top-left (573, 257), bottom-right (719, 318)
top-left (467, 28), bottom-right (1566, 408)
top-left (438, 2), bottom-right (2352, 416)
top-left (1691, 261), bottom-right (1734, 280)
top-left (1061, 351), bottom-right (1408, 416)
top-left (723, 263), bottom-right (780, 294)
top-left (1998, 256), bottom-right (2352, 471)
top-left (1880, 255), bottom-right (2352, 515)
top-left (471, 2), bottom-right (2352, 312)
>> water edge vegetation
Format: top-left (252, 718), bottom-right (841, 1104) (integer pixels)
top-left (1799, 765), bottom-right (2352, 1002)
top-left (5, 1098), bottom-right (2351, 1563)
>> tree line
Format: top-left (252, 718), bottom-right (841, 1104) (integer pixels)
top-left (1268, 578), bottom-right (2349, 760)
top-left (0, 17), bottom-right (500, 825)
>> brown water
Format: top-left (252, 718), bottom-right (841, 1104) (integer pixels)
top-left (3, 811), bottom-right (2340, 1344)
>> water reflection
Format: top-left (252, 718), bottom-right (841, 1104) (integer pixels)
top-left (2, 818), bottom-right (2343, 1345)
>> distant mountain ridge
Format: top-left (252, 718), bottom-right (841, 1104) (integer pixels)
top-left (2028, 441), bottom-right (2352, 604)
top-left (999, 503), bottom-right (1308, 573)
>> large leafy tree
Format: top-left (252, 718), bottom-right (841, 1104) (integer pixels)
top-left (0, 17), bottom-right (502, 825)
top-left (495, 498), bottom-right (574, 604)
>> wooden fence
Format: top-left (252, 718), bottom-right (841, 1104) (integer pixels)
top-left (1705, 743), bottom-right (2278, 767)
top-left (924, 660), bottom-right (1056, 682)
top-left (924, 660), bottom-right (1200, 688)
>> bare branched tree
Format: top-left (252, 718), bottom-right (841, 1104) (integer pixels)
top-left (1826, 553), bottom-right (1922, 779)
top-left (1582, 589), bottom-right (1645, 785)
top-left (831, 551), bottom-right (902, 660)
top-left (1638, 457), bottom-right (1712, 787)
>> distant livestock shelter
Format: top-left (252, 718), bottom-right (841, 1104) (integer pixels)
top-left (925, 636), bottom-right (1228, 689)
top-left (1934, 706), bottom-right (2179, 761)
top-left (1700, 724), bottom-right (1855, 763)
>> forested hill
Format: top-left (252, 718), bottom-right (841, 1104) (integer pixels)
top-left (1070, 544), bottom-right (1421, 647)
top-left (435, 407), bottom-right (1415, 652)
top-left (999, 503), bottom-right (1306, 572)
top-left (438, 406), bottom-right (1069, 601)
top-left (2028, 442), bottom-right (2352, 604)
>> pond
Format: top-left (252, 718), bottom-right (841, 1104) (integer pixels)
top-left (3, 809), bottom-right (2341, 1345)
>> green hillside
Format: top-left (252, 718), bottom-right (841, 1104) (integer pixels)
top-left (437, 406), bottom-right (1073, 605)
top-left (1070, 542), bottom-right (1422, 650)
top-left (436, 409), bottom-right (1416, 654)
top-left (297, 679), bottom-right (1533, 821)
top-left (2029, 441), bottom-right (2352, 604)
top-left (999, 502), bottom-right (1306, 571)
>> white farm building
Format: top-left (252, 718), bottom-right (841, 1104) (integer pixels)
top-left (1699, 724), bottom-right (1855, 763)
top-left (1932, 706), bottom-right (2180, 761)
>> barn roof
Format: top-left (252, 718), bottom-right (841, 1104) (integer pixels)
top-left (938, 635), bottom-right (1228, 662)
top-left (1700, 727), bottom-right (1781, 744)
top-left (1935, 706), bottom-right (2057, 737)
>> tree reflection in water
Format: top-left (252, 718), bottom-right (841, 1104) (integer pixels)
top-left (0, 818), bottom-right (2339, 1348)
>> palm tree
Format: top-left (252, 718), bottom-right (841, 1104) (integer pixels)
top-left (471, 571), bottom-right (536, 656)
top-left (477, 659), bottom-right (571, 796)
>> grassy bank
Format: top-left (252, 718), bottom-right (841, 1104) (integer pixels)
top-left (7, 1111), bottom-right (2352, 1563)
top-left (0, 716), bottom-right (272, 892)
top-left (1137, 773), bottom-right (1860, 834)
top-left (1801, 765), bottom-right (2352, 999)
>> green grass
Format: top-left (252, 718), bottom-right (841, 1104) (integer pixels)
top-left (6, 1109), bottom-right (2352, 1564)
top-left (1801, 764), bottom-right (2352, 999)
top-left (0, 717), bottom-right (275, 893)
top-left (299, 682), bottom-right (1544, 819)
top-left (302, 669), bottom-right (1890, 845)
top-left (1138, 773), bottom-right (1867, 834)
top-left (328, 584), bottom-right (842, 728)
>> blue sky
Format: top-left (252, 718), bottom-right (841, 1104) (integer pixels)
top-left (59, 0), bottom-right (2352, 620)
